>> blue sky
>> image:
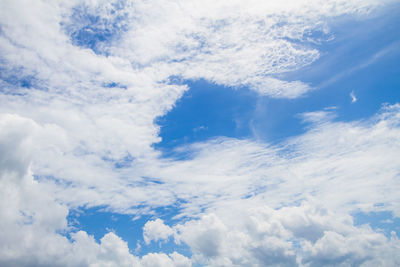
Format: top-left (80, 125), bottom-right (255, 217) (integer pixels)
top-left (1, 1), bottom-right (400, 266)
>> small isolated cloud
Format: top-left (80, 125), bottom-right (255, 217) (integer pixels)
top-left (300, 108), bottom-right (337, 124)
top-left (350, 90), bottom-right (358, 103)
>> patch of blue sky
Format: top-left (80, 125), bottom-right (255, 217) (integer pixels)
top-left (62, 1), bottom-right (130, 55)
top-left (120, 177), bottom-right (165, 191)
top-left (154, 79), bottom-right (258, 156)
top-left (353, 211), bottom-right (400, 238)
top-left (0, 65), bottom-right (45, 93)
top-left (102, 153), bottom-right (135, 169)
top-left (67, 206), bottom-right (192, 258)
top-left (33, 174), bottom-right (74, 187)
top-left (103, 81), bottom-right (127, 89)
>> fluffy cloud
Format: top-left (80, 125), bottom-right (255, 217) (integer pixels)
top-left (143, 218), bottom-right (174, 245)
top-left (145, 202), bottom-right (400, 266)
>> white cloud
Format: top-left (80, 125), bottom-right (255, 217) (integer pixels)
top-left (141, 252), bottom-right (192, 267)
top-left (350, 90), bottom-right (357, 103)
top-left (175, 214), bottom-right (228, 260)
top-left (143, 218), bottom-right (174, 245)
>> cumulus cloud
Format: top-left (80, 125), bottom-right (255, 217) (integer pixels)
top-left (0, 114), bottom-right (191, 267)
top-left (144, 201), bottom-right (400, 266)
top-left (143, 218), bottom-right (174, 245)
top-left (141, 252), bottom-right (192, 267)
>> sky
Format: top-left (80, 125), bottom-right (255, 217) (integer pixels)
top-left (0, 0), bottom-right (400, 266)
